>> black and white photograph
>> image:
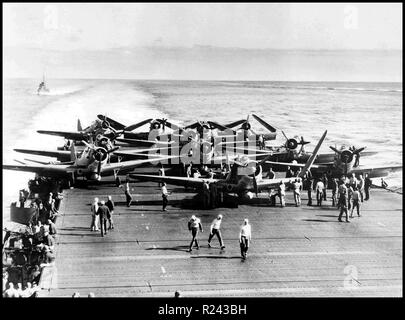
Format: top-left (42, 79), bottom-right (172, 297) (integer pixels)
top-left (2, 2), bottom-right (402, 304)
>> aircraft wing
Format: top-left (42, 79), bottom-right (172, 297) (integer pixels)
top-left (37, 130), bottom-right (89, 141)
top-left (116, 138), bottom-right (174, 146)
top-left (130, 174), bottom-right (219, 188)
top-left (350, 165), bottom-right (402, 178)
top-left (100, 156), bottom-right (179, 175)
top-left (3, 163), bottom-right (72, 177)
top-left (265, 160), bottom-right (325, 169)
top-left (14, 149), bottom-right (72, 161)
top-left (314, 151), bottom-right (378, 163)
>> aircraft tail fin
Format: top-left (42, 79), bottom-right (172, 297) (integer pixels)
top-left (299, 130), bottom-right (327, 179)
top-left (70, 143), bottom-right (77, 162)
top-left (77, 119), bottom-right (83, 132)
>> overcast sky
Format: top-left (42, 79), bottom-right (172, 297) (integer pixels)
top-left (3, 3), bottom-right (403, 50)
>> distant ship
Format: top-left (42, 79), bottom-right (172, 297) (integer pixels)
top-left (37, 74), bottom-right (50, 95)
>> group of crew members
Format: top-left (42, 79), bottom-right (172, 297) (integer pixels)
top-left (187, 214), bottom-right (252, 260)
top-left (90, 196), bottom-right (115, 236)
top-left (3, 193), bottom-right (62, 298)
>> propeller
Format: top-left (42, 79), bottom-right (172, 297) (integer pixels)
top-left (207, 121), bottom-right (236, 134)
top-left (251, 114), bottom-right (277, 132)
top-left (282, 131), bottom-right (310, 151)
top-left (329, 145), bottom-right (367, 173)
top-left (224, 119), bottom-right (246, 128)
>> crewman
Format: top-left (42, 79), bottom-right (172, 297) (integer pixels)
top-left (322, 173), bottom-right (329, 201)
top-left (331, 178), bottom-right (339, 206)
top-left (266, 166), bottom-right (275, 179)
top-left (97, 200), bottom-right (110, 237)
top-left (315, 179), bottom-right (325, 206)
top-left (239, 219), bottom-right (252, 260)
top-left (158, 165), bottom-right (165, 187)
top-left (338, 186), bottom-right (350, 223)
top-left (303, 176), bottom-right (313, 206)
top-left (106, 195), bottom-right (115, 230)
top-left (285, 166), bottom-right (294, 178)
top-left (207, 169), bottom-right (215, 179)
top-left (90, 197), bottom-right (99, 232)
top-left (258, 134), bottom-right (265, 150)
top-left (47, 219), bottom-right (57, 236)
top-left (381, 178), bottom-right (388, 189)
top-left (292, 179), bottom-right (302, 207)
top-left (4, 283), bottom-right (18, 298)
top-left (208, 214), bottom-right (225, 249)
top-left (364, 173), bottom-right (372, 200)
top-left (358, 174), bottom-right (365, 202)
top-left (19, 190), bottom-right (26, 208)
top-left (187, 215), bottom-right (203, 252)
top-left (186, 163), bottom-right (192, 178)
top-left (161, 182), bottom-right (169, 211)
top-left (193, 169), bottom-right (201, 179)
top-left (123, 178), bottom-right (133, 207)
top-left (349, 173), bottom-right (358, 189)
top-left (350, 187), bottom-right (361, 218)
top-left (347, 184), bottom-right (354, 211)
top-left (278, 181), bottom-right (286, 207)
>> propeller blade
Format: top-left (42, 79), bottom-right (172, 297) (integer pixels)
top-left (107, 146), bottom-right (120, 154)
top-left (207, 121), bottom-right (236, 134)
top-left (81, 140), bottom-right (93, 149)
top-left (125, 118), bottom-right (153, 132)
top-left (185, 121), bottom-right (199, 130)
top-left (159, 120), bottom-right (183, 133)
top-left (281, 130), bottom-right (289, 141)
top-left (329, 146), bottom-right (341, 154)
top-left (354, 147), bottom-right (366, 154)
top-left (252, 114), bottom-right (277, 132)
top-left (224, 119), bottom-right (246, 128)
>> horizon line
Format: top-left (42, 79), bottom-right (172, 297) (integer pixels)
top-left (4, 77), bottom-right (403, 84)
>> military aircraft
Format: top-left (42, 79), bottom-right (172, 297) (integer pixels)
top-left (223, 114), bottom-right (277, 144)
top-left (265, 144), bottom-right (402, 179)
top-left (3, 141), bottom-right (177, 186)
top-left (37, 115), bottom-right (155, 146)
top-left (130, 131), bottom-right (327, 204)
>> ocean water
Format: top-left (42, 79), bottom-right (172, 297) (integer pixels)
top-left (2, 79), bottom-right (402, 221)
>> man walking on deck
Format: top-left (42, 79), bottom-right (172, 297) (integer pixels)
top-left (187, 215), bottom-right (203, 252)
top-left (358, 174), bottom-right (365, 202)
top-left (315, 179), bottom-right (325, 206)
top-left (304, 176), bottom-right (313, 206)
top-left (292, 179), bottom-right (302, 206)
top-left (239, 219), bottom-right (252, 260)
top-left (338, 185), bottom-right (350, 223)
top-left (364, 173), bottom-right (372, 200)
top-left (97, 200), bottom-right (111, 237)
top-left (350, 187), bottom-right (361, 218)
top-left (90, 197), bottom-right (99, 231)
top-left (331, 178), bottom-right (339, 207)
top-left (106, 195), bottom-right (115, 230)
top-left (208, 214), bottom-right (225, 249)
top-left (122, 178), bottom-right (133, 207)
top-left (162, 182), bottom-right (169, 211)
top-left (278, 181), bottom-right (286, 207)
top-left (322, 173), bottom-right (329, 201)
